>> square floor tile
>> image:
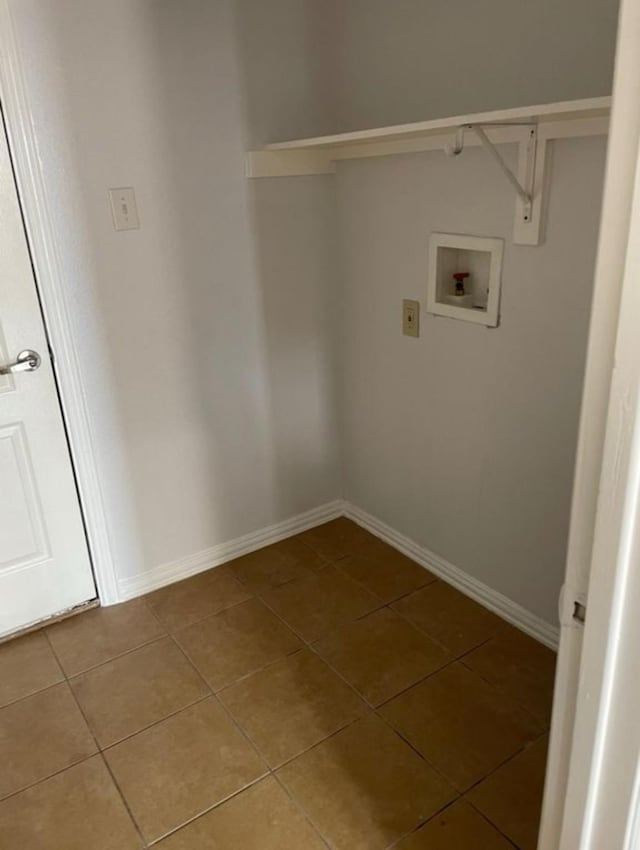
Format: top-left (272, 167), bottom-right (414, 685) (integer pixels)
top-left (314, 607), bottom-right (451, 706)
top-left (392, 582), bottom-right (505, 656)
top-left (47, 598), bottom-right (165, 676)
top-left (71, 637), bottom-right (209, 747)
top-left (394, 801), bottom-right (514, 849)
top-left (337, 539), bottom-right (436, 603)
top-left (0, 631), bottom-right (63, 708)
top-left (105, 698), bottom-right (265, 843)
top-left (174, 598), bottom-right (302, 691)
top-left (228, 538), bottom-right (326, 593)
top-left (379, 662), bottom-right (543, 791)
top-left (261, 566), bottom-right (379, 642)
top-left (146, 568), bottom-right (252, 631)
top-left (297, 518), bottom-right (375, 561)
top-left (0, 682), bottom-right (97, 799)
top-left (278, 713), bottom-right (455, 850)
top-left (0, 756), bottom-right (142, 850)
top-left (467, 735), bottom-right (549, 850)
top-left (219, 648), bottom-right (366, 767)
top-left (463, 625), bottom-right (556, 724)
top-left (155, 776), bottom-right (326, 850)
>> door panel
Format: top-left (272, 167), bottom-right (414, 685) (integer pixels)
top-left (0, 422), bottom-right (48, 566)
top-left (0, 112), bottom-right (95, 637)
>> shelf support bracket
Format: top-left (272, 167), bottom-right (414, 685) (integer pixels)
top-left (472, 126), bottom-right (532, 220)
top-left (446, 123), bottom-right (543, 245)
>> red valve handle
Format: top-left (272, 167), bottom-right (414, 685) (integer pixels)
top-left (453, 272), bottom-right (470, 281)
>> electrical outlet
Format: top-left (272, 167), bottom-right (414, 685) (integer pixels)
top-left (403, 299), bottom-right (420, 337)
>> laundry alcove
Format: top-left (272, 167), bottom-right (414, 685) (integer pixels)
top-left (1, 2), bottom-right (619, 848)
top-left (246, 95), bottom-right (610, 636)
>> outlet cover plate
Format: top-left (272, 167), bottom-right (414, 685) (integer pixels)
top-left (403, 299), bottom-right (420, 337)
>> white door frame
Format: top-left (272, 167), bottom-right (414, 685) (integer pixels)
top-left (537, 0), bottom-right (640, 844)
top-left (552, 0), bottom-right (640, 834)
top-left (558, 134), bottom-right (640, 848)
top-left (0, 1), bottom-right (119, 605)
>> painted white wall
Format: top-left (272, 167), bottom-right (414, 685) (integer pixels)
top-left (331, 0), bottom-right (619, 132)
top-left (234, 0), bottom-right (340, 145)
top-left (10, 0), bottom-right (340, 584)
top-left (337, 137), bottom-right (608, 623)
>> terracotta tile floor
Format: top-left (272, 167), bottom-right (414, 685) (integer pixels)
top-left (0, 519), bottom-right (555, 849)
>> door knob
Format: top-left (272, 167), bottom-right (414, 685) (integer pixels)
top-left (0, 349), bottom-right (42, 375)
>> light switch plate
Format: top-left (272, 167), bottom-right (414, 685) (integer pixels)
top-left (109, 187), bottom-right (140, 231)
top-left (403, 299), bottom-right (420, 337)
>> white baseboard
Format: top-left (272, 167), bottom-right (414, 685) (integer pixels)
top-left (116, 495), bottom-right (558, 650)
top-left (344, 502), bottom-right (560, 650)
top-left (117, 499), bottom-right (345, 600)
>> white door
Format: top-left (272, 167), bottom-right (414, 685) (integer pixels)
top-left (0, 112), bottom-right (95, 638)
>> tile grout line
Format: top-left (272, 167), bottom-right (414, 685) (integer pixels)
top-left (1, 534), bottom-right (359, 844)
top-left (254, 561), bottom-right (468, 850)
top-left (457, 643), bottom-right (554, 731)
top-left (271, 771), bottom-right (333, 850)
top-left (93, 632), bottom-right (272, 850)
top-left (458, 729), bottom-right (551, 847)
top-left (230, 536), bottom-right (481, 798)
top-left (49, 626), bottom-right (271, 847)
top-left (463, 728), bottom-right (550, 798)
top-left (329, 551), bottom-right (440, 605)
top-left (236, 533), bottom-right (382, 850)
top-left (144, 771), bottom-right (270, 847)
top-left (101, 693), bottom-right (214, 751)
top-left (152, 525), bottom-right (548, 846)
top-left (384, 797), bottom-right (465, 850)
top-left (366, 653), bottom-right (454, 710)
top-left (147, 586), bottom-right (258, 635)
top-left (217, 538), bottom-right (387, 784)
top-left (204, 597), bottom-right (375, 773)
top-left (384, 797), bottom-right (521, 850)
top-left (233, 549), bottom-right (472, 835)
top-left (46, 592), bottom-right (175, 678)
top-left (69, 633), bottom-right (268, 848)
top-left (247, 528), bottom-right (497, 663)
top-left (245, 574), bottom-right (383, 713)
top-left (62, 632), bottom-right (169, 679)
top-left (228, 559), bottom-right (345, 850)
top-left (241, 553), bottom-right (474, 778)
top-left (389, 595), bottom-right (497, 659)
top-left (2, 525), bottom-right (547, 849)
top-left (375, 598), bottom-right (553, 729)
top-left (54, 631), bottom-right (215, 752)
top-left (0, 752), bottom-right (100, 807)
top-left (43, 630), bottom-right (150, 849)
top-left (344, 628), bottom-right (527, 718)
top-left (255, 570), bottom-right (386, 642)
top-left (46, 594), bottom-right (170, 677)
top-left (464, 802), bottom-right (522, 850)
top-left (274, 712), bottom-right (369, 773)
top-left (196, 643), bottom-right (305, 697)
top-left (149, 627), bottom-right (286, 841)
top-left (213, 644), bottom-right (307, 700)
top-left (0, 676), bottom-right (67, 713)
top-left (98, 752), bottom-right (150, 849)
top-left (229, 525), bottom-right (471, 666)
top-left (373, 706), bottom-right (465, 797)
top-left (149, 624), bottom-right (302, 846)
